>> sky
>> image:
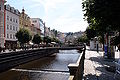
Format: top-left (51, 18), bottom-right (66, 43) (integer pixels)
top-left (6, 0), bottom-right (88, 33)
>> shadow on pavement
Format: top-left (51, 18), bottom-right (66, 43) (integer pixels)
top-left (85, 56), bottom-right (116, 80)
top-left (84, 73), bottom-right (115, 80)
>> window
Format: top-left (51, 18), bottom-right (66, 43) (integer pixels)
top-left (10, 25), bottom-right (12, 30)
top-left (10, 34), bottom-right (12, 39)
top-left (16, 19), bottom-right (18, 23)
top-left (16, 27), bottom-right (17, 31)
top-left (24, 16), bottom-right (26, 19)
top-left (10, 17), bottom-right (12, 21)
top-left (13, 18), bottom-right (15, 22)
top-left (33, 20), bottom-right (37, 23)
top-left (13, 34), bottom-right (15, 39)
top-left (7, 34), bottom-right (9, 38)
top-left (7, 16), bottom-right (9, 20)
top-left (10, 7), bottom-right (11, 11)
top-left (14, 10), bottom-right (16, 13)
top-left (13, 26), bottom-right (15, 30)
top-left (7, 25), bottom-right (9, 30)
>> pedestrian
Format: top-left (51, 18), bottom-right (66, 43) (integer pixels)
top-left (118, 44), bottom-right (120, 51)
top-left (97, 44), bottom-right (99, 53)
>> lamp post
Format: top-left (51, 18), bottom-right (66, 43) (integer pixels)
top-left (43, 22), bottom-right (46, 44)
top-left (96, 37), bottom-right (99, 53)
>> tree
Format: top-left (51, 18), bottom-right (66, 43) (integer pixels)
top-left (44, 36), bottom-right (52, 44)
top-left (77, 35), bottom-right (89, 43)
top-left (16, 28), bottom-right (32, 48)
top-left (32, 34), bottom-right (42, 44)
top-left (51, 37), bottom-right (60, 43)
top-left (52, 29), bottom-right (58, 37)
top-left (82, 0), bottom-right (120, 44)
top-left (82, 0), bottom-right (120, 33)
top-left (82, 0), bottom-right (120, 58)
top-left (86, 28), bottom-right (96, 40)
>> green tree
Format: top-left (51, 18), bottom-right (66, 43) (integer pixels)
top-left (16, 28), bottom-right (32, 48)
top-left (32, 34), bottom-right (42, 44)
top-left (86, 28), bottom-right (96, 40)
top-left (82, 0), bottom-right (120, 58)
top-left (82, 0), bottom-right (120, 32)
top-left (77, 35), bottom-right (89, 43)
top-left (44, 36), bottom-right (52, 44)
top-left (52, 29), bottom-right (58, 37)
top-left (51, 37), bottom-right (60, 43)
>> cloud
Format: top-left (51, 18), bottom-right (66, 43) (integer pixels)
top-left (51, 15), bottom-right (88, 32)
top-left (45, 0), bottom-right (88, 32)
top-left (26, 0), bottom-right (68, 13)
top-left (7, 0), bottom-right (88, 32)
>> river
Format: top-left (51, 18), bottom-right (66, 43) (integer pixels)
top-left (0, 50), bottom-right (80, 80)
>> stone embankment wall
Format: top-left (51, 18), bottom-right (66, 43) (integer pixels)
top-left (0, 48), bottom-right (59, 72)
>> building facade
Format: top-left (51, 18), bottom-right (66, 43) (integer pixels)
top-left (0, 0), bottom-right (6, 50)
top-left (90, 38), bottom-right (103, 51)
top-left (30, 18), bottom-right (44, 37)
top-left (4, 4), bottom-right (20, 49)
top-left (50, 30), bottom-right (55, 38)
top-left (57, 32), bottom-right (66, 43)
top-left (45, 27), bottom-right (51, 37)
top-left (19, 8), bottom-right (31, 31)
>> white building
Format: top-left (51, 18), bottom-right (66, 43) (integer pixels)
top-left (57, 32), bottom-right (66, 43)
top-left (45, 27), bottom-right (51, 37)
top-left (90, 38), bottom-right (103, 51)
top-left (65, 31), bottom-right (84, 44)
top-left (4, 4), bottom-right (20, 49)
top-left (0, 0), bottom-right (6, 50)
top-left (30, 18), bottom-right (44, 37)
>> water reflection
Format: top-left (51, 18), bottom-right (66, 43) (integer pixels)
top-left (0, 50), bottom-right (80, 80)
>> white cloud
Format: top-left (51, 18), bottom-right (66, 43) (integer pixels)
top-left (44, 0), bottom-right (88, 32)
top-left (51, 15), bottom-right (88, 32)
top-left (27, 0), bottom-right (68, 13)
top-left (8, 0), bottom-right (88, 32)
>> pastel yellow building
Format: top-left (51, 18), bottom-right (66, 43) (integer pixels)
top-left (19, 8), bottom-right (31, 32)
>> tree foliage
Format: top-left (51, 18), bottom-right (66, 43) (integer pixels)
top-left (44, 36), bottom-right (52, 44)
top-left (77, 35), bottom-right (89, 43)
top-left (82, 0), bottom-right (120, 33)
top-left (51, 37), bottom-right (60, 43)
top-left (86, 28), bottom-right (96, 40)
top-left (16, 28), bottom-right (32, 44)
top-left (32, 34), bottom-right (42, 44)
top-left (82, 0), bottom-right (120, 46)
top-left (52, 29), bottom-right (58, 37)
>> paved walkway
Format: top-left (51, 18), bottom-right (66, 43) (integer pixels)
top-left (83, 47), bottom-right (120, 80)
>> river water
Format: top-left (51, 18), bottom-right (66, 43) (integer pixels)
top-left (0, 50), bottom-right (80, 80)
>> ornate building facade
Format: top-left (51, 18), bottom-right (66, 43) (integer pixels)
top-left (4, 4), bottom-right (20, 50)
top-left (19, 8), bottom-right (31, 31)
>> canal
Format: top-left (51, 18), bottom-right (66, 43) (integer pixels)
top-left (0, 50), bottom-right (80, 80)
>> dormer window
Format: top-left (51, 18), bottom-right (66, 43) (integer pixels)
top-left (10, 7), bottom-right (11, 11)
top-left (14, 10), bottom-right (16, 13)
